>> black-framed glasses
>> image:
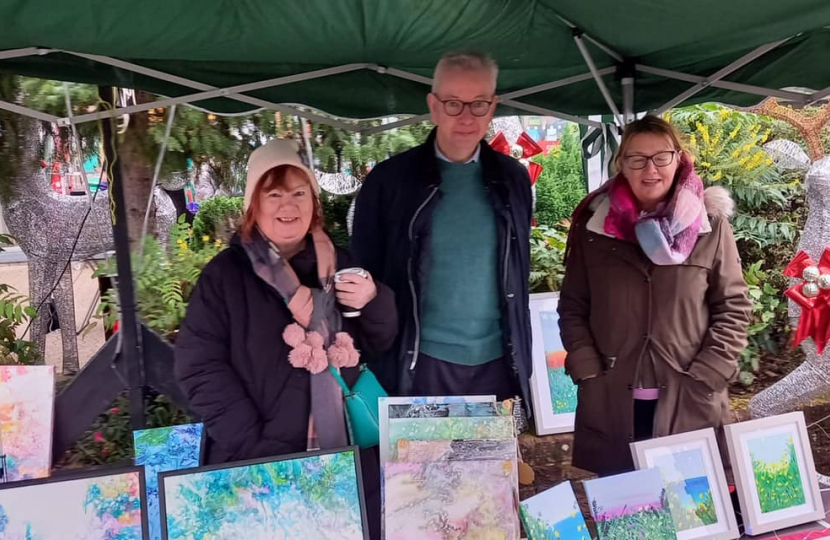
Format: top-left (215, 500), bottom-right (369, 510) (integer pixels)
top-left (623, 150), bottom-right (677, 170)
top-left (432, 94), bottom-right (494, 117)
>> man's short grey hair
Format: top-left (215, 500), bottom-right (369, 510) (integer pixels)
top-left (432, 51), bottom-right (499, 93)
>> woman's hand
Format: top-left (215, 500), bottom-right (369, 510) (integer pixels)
top-left (335, 271), bottom-right (377, 310)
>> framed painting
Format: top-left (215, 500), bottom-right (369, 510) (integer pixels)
top-left (0, 364), bottom-right (56, 482)
top-left (519, 481), bottom-right (590, 540)
top-left (159, 446), bottom-right (368, 540)
top-left (378, 395), bottom-right (497, 465)
top-left (133, 423), bottom-right (205, 540)
top-left (528, 293), bottom-right (577, 435)
top-left (631, 428), bottom-right (739, 540)
top-left (584, 467), bottom-right (677, 540)
top-left (725, 412), bottom-right (825, 536)
top-left (0, 465), bottom-right (148, 539)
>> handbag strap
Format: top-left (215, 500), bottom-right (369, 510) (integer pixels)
top-left (328, 366), bottom-right (352, 396)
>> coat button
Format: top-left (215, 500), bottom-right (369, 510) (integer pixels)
top-left (506, 293), bottom-right (515, 299)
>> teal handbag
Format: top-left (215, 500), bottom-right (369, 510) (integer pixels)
top-left (329, 364), bottom-right (387, 449)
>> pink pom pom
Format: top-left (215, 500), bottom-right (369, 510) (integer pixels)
top-left (348, 346), bottom-right (360, 366)
top-left (333, 332), bottom-right (355, 348)
top-left (288, 343), bottom-right (312, 369)
top-left (283, 324), bottom-right (307, 348)
top-left (327, 344), bottom-right (351, 368)
top-left (305, 331), bottom-right (325, 349)
top-left (328, 333), bottom-right (360, 368)
top-left (307, 348), bottom-right (329, 374)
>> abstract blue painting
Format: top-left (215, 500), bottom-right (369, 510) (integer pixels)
top-left (133, 423), bottom-right (203, 540)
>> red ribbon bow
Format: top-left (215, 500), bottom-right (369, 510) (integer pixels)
top-left (784, 249), bottom-right (830, 353)
top-left (489, 131), bottom-right (544, 184)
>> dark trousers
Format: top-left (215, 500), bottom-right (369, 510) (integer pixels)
top-left (634, 399), bottom-right (657, 441)
top-left (411, 353), bottom-right (519, 401)
top-left (358, 446), bottom-right (381, 540)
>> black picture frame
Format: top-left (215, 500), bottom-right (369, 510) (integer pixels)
top-left (158, 446), bottom-right (368, 540)
top-left (0, 464), bottom-right (149, 540)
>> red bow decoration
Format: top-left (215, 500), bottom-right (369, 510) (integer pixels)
top-left (489, 131), bottom-right (544, 184)
top-left (784, 249), bottom-right (830, 353)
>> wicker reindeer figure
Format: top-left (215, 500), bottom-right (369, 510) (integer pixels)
top-left (748, 99), bottom-right (830, 419)
top-left (1, 120), bottom-right (180, 374)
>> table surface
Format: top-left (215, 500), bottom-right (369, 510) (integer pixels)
top-left (738, 488), bottom-right (830, 539)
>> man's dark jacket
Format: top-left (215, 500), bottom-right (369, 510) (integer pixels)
top-left (351, 129), bottom-right (534, 412)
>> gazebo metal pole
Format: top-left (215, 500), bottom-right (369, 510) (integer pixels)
top-left (98, 85), bottom-right (146, 430)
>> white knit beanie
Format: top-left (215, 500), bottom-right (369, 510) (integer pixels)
top-left (244, 139), bottom-right (319, 211)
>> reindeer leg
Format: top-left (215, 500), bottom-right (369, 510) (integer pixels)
top-left (749, 340), bottom-right (830, 418)
top-left (54, 266), bottom-right (79, 374)
top-left (27, 259), bottom-right (48, 365)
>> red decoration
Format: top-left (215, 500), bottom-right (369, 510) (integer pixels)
top-left (488, 131), bottom-right (544, 184)
top-left (784, 249), bottom-right (830, 353)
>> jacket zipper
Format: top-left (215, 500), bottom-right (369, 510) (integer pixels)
top-left (407, 186), bottom-right (439, 370)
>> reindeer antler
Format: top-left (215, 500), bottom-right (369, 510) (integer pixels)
top-left (749, 98), bottom-right (830, 161)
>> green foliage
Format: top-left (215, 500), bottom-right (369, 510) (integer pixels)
top-left (751, 438), bottom-right (806, 513)
top-left (739, 261), bottom-right (788, 385)
top-left (529, 224), bottom-right (568, 293)
top-left (18, 77), bottom-right (100, 160)
top-left (95, 217), bottom-right (224, 339)
top-left (314, 122), bottom-right (432, 177)
top-left (191, 195), bottom-right (244, 248)
top-left (592, 490), bottom-right (676, 540)
top-left (61, 392), bottom-right (192, 467)
top-left (667, 104), bottom-right (800, 248)
top-left (694, 490), bottom-right (718, 526)
top-left (0, 234), bottom-right (39, 365)
top-left (532, 125), bottom-right (586, 226)
top-left (321, 191), bottom-right (355, 248)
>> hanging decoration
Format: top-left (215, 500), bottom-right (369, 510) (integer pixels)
top-left (784, 248), bottom-right (830, 353)
top-left (489, 130), bottom-right (544, 184)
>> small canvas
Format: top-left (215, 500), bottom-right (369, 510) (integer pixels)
top-left (133, 423), bottom-right (204, 540)
top-left (0, 365), bottom-right (55, 482)
top-left (378, 395), bottom-right (496, 465)
top-left (725, 412), bottom-right (825, 536)
top-left (387, 401), bottom-right (506, 419)
top-left (0, 466), bottom-right (147, 539)
top-left (631, 428), bottom-right (739, 540)
top-left (519, 481), bottom-right (590, 540)
top-left (395, 438), bottom-right (517, 462)
top-left (528, 293), bottom-right (577, 435)
top-left (584, 467), bottom-right (677, 540)
top-left (160, 447), bottom-right (367, 540)
top-left (384, 459), bottom-right (520, 539)
top-left (387, 415), bottom-right (515, 462)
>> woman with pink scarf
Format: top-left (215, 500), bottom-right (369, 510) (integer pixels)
top-left (559, 116), bottom-right (751, 476)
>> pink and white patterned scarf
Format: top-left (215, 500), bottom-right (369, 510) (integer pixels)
top-left (605, 152), bottom-right (705, 265)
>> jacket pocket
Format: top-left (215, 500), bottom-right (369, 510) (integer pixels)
top-left (669, 376), bottom-right (721, 434)
top-left (575, 375), bottom-right (610, 438)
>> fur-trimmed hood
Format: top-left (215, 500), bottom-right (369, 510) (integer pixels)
top-left (703, 185), bottom-right (735, 219)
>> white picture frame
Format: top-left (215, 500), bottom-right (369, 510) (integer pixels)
top-left (724, 411), bottom-right (825, 536)
top-left (528, 292), bottom-right (577, 435)
top-left (631, 428), bottom-right (740, 540)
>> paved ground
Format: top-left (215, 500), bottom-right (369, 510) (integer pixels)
top-left (1, 259), bottom-right (106, 372)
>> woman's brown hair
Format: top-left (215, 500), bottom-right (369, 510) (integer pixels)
top-left (613, 115), bottom-right (688, 173)
top-left (564, 115), bottom-right (688, 264)
top-left (239, 165), bottom-right (324, 241)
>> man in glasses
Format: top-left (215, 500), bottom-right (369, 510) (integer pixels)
top-left (351, 51), bottom-right (533, 412)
